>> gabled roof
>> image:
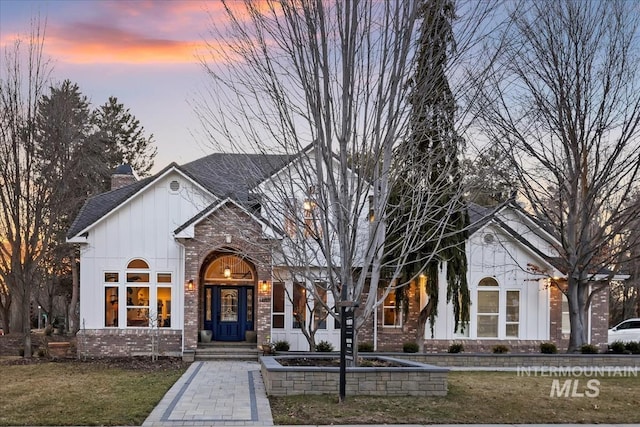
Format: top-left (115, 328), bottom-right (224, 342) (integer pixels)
top-left (66, 174), bottom-right (157, 239)
top-left (179, 153), bottom-right (290, 201)
top-left (173, 197), bottom-right (281, 239)
top-left (67, 153), bottom-right (290, 240)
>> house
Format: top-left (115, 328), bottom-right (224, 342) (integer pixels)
top-left (363, 202), bottom-right (612, 353)
top-left (67, 152), bottom-right (611, 358)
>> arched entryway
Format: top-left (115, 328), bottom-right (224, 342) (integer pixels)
top-left (201, 254), bottom-right (256, 341)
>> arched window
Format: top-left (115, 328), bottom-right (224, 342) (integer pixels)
top-left (103, 258), bottom-right (173, 329)
top-left (204, 255), bottom-right (254, 282)
top-left (127, 259), bottom-right (149, 269)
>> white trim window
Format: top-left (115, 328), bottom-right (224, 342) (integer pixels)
top-left (383, 291), bottom-right (402, 328)
top-left (505, 290), bottom-right (520, 337)
top-left (477, 277), bottom-right (499, 337)
top-left (272, 282), bottom-right (285, 329)
top-left (561, 294), bottom-right (570, 334)
top-left (104, 272), bottom-right (119, 327)
top-left (156, 273), bottom-right (173, 328)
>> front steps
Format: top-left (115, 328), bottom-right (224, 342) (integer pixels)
top-left (195, 341), bottom-right (261, 361)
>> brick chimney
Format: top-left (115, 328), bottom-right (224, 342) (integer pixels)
top-left (111, 164), bottom-right (137, 190)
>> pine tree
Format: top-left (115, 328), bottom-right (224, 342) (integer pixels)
top-left (94, 96), bottom-right (157, 178)
top-left (391, 0), bottom-right (469, 348)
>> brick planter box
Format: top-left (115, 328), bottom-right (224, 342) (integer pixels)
top-left (261, 355), bottom-right (448, 397)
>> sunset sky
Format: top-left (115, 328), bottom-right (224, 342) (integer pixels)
top-left (0, 0), bottom-right (229, 172)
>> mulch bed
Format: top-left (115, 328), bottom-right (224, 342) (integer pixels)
top-left (0, 356), bottom-right (189, 372)
top-left (277, 357), bottom-right (403, 367)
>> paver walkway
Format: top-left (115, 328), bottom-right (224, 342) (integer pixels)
top-left (142, 361), bottom-right (273, 427)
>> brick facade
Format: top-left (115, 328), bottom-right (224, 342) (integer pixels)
top-left (181, 203), bottom-right (274, 353)
top-left (76, 329), bottom-right (182, 357)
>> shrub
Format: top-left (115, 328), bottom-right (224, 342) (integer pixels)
top-left (358, 342), bottom-right (374, 352)
top-left (609, 341), bottom-right (627, 354)
top-left (44, 324), bottom-right (53, 336)
top-left (625, 341), bottom-right (640, 354)
top-left (273, 340), bottom-right (290, 351)
top-left (18, 347), bottom-right (24, 357)
top-left (580, 344), bottom-right (599, 354)
top-left (403, 342), bottom-right (419, 353)
top-left (36, 347), bottom-right (48, 358)
top-left (315, 340), bottom-right (334, 352)
top-left (492, 344), bottom-right (509, 354)
top-left (448, 343), bottom-right (464, 353)
top-left (540, 342), bottom-right (558, 354)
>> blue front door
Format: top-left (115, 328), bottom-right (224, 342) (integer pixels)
top-left (204, 285), bottom-right (254, 341)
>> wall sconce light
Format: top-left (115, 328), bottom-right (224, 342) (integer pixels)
top-left (225, 234), bottom-right (232, 244)
top-left (260, 280), bottom-right (271, 292)
top-left (224, 267), bottom-right (231, 279)
top-left (187, 279), bottom-right (194, 291)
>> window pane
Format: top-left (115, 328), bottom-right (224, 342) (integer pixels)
top-left (561, 296), bottom-right (570, 333)
top-left (273, 282), bottom-right (285, 313)
top-left (127, 308), bottom-right (149, 327)
top-left (220, 289), bottom-right (239, 322)
top-left (506, 323), bottom-right (519, 337)
top-left (205, 288), bottom-right (212, 322)
top-left (479, 277), bottom-right (499, 287)
top-left (383, 292), bottom-right (398, 326)
top-left (273, 314), bottom-right (285, 329)
top-left (247, 288), bottom-right (253, 322)
top-left (313, 283), bottom-right (327, 330)
top-left (127, 259), bottom-right (149, 269)
top-left (293, 282), bottom-right (306, 328)
top-left (105, 272), bottom-right (119, 282)
top-left (157, 273), bottom-right (172, 283)
top-left (105, 287), bottom-right (119, 327)
top-left (477, 315), bottom-right (498, 337)
top-left (383, 308), bottom-right (397, 326)
top-left (157, 287), bottom-right (171, 328)
top-left (127, 273), bottom-right (149, 283)
top-left (477, 291), bottom-right (499, 313)
top-left (506, 291), bottom-right (519, 321)
top-left (126, 286), bottom-right (149, 327)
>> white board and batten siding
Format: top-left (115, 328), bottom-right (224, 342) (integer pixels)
top-left (78, 172), bottom-right (215, 330)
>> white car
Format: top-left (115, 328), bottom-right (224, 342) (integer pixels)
top-left (608, 318), bottom-right (640, 344)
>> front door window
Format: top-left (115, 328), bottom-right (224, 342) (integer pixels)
top-left (220, 289), bottom-right (238, 322)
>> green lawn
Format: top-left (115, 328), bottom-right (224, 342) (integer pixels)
top-left (2, 358), bottom-right (638, 425)
top-left (0, 358), bottom-right (187, 426)
top-left (269, 371), bottom-right (640, 425)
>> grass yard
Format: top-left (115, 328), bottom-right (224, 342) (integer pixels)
top-left (2, 358), bottom-right (638, 425)
top-left (0, 357), bottom-right (187, 426)
top-left (270, 371), bottom-right (640, 425)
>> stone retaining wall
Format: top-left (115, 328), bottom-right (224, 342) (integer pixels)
top-left (261, 355), bottom-right (448, 397)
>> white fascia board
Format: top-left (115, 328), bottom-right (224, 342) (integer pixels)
top-left (174, 197), bottom-right (281, 240)
top-left (66, 235), bottom-right (88, 244)
top-left (508, 206), bottom-right (562, 248)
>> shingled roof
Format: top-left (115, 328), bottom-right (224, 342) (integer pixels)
top-left (67, 153), bottom-right (290, 239)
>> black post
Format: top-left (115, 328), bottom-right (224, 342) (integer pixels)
top-left (339, 304), bottom-right (347, 402)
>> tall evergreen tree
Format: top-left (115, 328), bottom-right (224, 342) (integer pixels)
top-left (35, 79), bottom-right (103, 332)
top-left (391, 0), bottom-right (469, 350)
top-left (94, 96), bottom-right (157, 179)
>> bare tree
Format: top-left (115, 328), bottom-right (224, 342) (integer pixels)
top-left (472, 0), bottom-right (640, 351)
top-left (196, 0), bottom-right (499, 354)
top-left (0, 17), bottom-right (53, 354)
